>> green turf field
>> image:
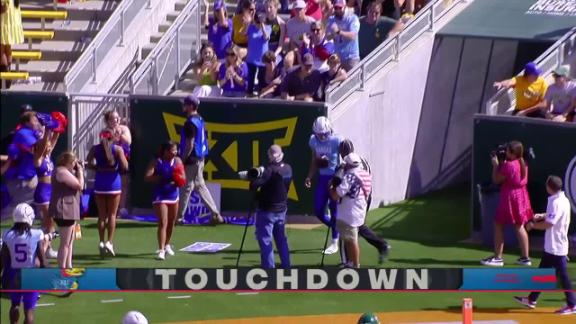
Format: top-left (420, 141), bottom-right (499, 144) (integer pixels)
top-left (1, 186), bottom-right (575, 323)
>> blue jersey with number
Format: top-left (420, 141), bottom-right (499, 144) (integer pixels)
top-left (2, 229), bottom-right (43, 269)
top-left (309, 134), bottom-right (342, 176)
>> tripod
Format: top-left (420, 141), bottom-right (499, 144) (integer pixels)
top-left (235, 192), bottom-right (258, 267)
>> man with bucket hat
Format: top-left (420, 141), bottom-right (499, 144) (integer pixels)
top-left (544, 65), bottom-right (576, 122)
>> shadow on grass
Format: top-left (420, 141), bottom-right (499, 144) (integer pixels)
top-left (390, 258), bottom-right (484, 266)
top-left (82, 221), bottom-right (157, 229)
top-left (422, 306), bottom-right (555, 315)
top-left (73, 252), bottom-right (154, 261)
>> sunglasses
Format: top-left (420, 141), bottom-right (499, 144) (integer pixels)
top-left (311, 28), bottom-right (320, 32)
top-left (227, 52), bottom-right (236, 56)
top-left (249, 7), bottom-right (255, 11)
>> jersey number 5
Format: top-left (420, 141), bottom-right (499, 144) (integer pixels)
top-left (15, 243), bottom-right (28, 262)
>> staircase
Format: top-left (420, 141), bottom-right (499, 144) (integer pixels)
top-left (9, 0), bottom-right (120, 91)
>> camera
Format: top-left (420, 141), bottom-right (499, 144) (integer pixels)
top-left (44, 231), bottom-right (60, 241)
top-left (315, 155), bottom-right (330, 169)
top-left (238, 166), bottom-right (265, 180)
top-left (490, 143), bottom-right (507, 162)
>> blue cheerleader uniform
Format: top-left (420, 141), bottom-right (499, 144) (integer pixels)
top-left (94, 144), bottom-right (121, 195)
top-left (152, 158), bottom-right (179, 204)
top-left (33, 157), bottom-right (53, 205)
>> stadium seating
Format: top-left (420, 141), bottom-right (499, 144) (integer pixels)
top-left (11, 51), bottom-right (43, 71)
top-left (20, 10), bottom-right (68, 30)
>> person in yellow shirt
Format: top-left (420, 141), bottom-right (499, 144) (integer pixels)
top-left (493, 62), bottom-right (548, 118)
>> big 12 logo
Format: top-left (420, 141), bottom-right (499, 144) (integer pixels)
top-left (566, 155), bottom-right (576, 211)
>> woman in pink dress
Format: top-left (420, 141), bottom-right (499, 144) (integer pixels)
top-left (481, 141), bottom-right (533, 267)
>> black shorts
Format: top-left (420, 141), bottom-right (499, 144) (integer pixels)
top-left (54, 218), bottom-right (75, 227)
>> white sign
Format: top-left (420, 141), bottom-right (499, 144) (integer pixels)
top-left (183, 182), bottom-right (221, 223)
top-left (179, 242), bottom-right (231, 253)
top-left (526, 0), bottom-right (576, 16)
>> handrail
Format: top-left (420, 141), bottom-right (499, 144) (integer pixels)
top-left (130, 0), bottom-right (201, 95)
top-left (485, 27), bottom-right (576, 116)
top-left (325, 0), bottom-right (465, 107)
top-left (64, 0), bottom-right (147, 93)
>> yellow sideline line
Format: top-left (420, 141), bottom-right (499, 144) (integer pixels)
top-left (162, 308), bottom-right (575, 324)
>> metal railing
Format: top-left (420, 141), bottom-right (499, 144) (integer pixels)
top-left (325, 0), bottom-right (463, 107)
top-left (485, 28), bottom-right (576, 116)
top-left (64, 0), bottom-right (148, 93)
top-left (69, 93), bottom-right (130, 160)
top-left (130, 0), bottom-right (201, 95)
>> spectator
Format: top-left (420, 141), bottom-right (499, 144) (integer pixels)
top-left (320, 53), bottom-right (348, 100)
top-left (544, 65), bottom-right (576, 122)
top-left (329, 153), bottom-right (373, 268)
top-left (301, 21), bottom-right (334, 72)
top-left (280, 52), bottom-right (323, 101)
top-left (218, 46), bottom-right (249, 97)
top-left (345, 0), bottom-right (362, 15)
top-left (481, 141), bottom-right (533, 267)
top-left (515, 175), bottom-right (576, 315)
top-left (0, 0), bottom-right (24, 89)
top-left (205, 0), bottom-right (233, 60)
top-left (191, 43), bottom-right (222, 98)
top-left (326, 0), bottom-right (361, 71)
top-left (259, 51), bottom-right (283, 98)
top-left (290, 0), bottom-right (323, 21)
top-left (494, 62), bottom-right (548, 118)
top-left (286, 0), bottom-right (316, 51)
top-left (50, 151), bottom-right (84, 268)
top-left (232, 0), bottom-right (256, 58)
top-left (264, 0), bottom-right (286, 56)
top-left (361, 0), bottom-right (415, 19)
top-left (321, 0), bottom-right (333, 25)
top-left (359, 1), bottom-right (402, 59)
top-left (246, 10), bottom-right (271, 96)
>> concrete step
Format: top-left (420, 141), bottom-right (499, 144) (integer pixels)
top-left (21, 0), bottom-right (118, 21)
top-left (166, 11), bottom-right (181, 22)
top-left (141, 44), bottom-right (156, 59)
top-left (12, 40), bottom-right (88, 61)
top-left (20, 60), bottom-right (75, 82)
top-left (158, 21), bottom-right (171, 33)
top-left (177, 78), bottom-right (197, 91)
top-left (9, 81), bottom-right (65, 92)
top-left (174, 0), bottom-right (189, 11)
top-left (150, 32), bottom-right (164, 44)
top-left (22, 20), bottom-right (102, 41)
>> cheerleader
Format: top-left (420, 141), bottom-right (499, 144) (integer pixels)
top-left (86, 130), bottom-right (128, 257)
top-left (33, 127), bottom-right (61, 260)
top-left (305, 116), bottom-right (342, 255)
top-left (145, 141), bottom-right (185, 260)
top-left (0, 203), bottom-right (47, 324)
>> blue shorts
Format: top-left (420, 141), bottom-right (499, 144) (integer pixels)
top-left (34, 182), bottom-right (51, 205)
top-left (10, 292), bottom-right (40, 310)
top-left (94, 171), bottom-right (121, 195)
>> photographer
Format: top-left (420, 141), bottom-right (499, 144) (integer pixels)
top-left (329, 153), bottom-right (372, 268)
top-left (338, 139), bottom-right (389, 264)
top-left (249, 145), bottom-right (292, 269)
top-left (481, 141), bottom-right (533, 267)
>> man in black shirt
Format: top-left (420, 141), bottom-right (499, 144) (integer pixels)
top-left (249, 144), bottom-right (292, 268)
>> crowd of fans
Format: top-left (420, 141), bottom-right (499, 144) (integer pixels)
top-left (494, 63), bottom-right (576, 123)
top-left (194, 0), bottom-right (415, 100)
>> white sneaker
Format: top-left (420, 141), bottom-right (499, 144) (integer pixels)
top-left (164, 244), bottom-right (175, 256)
top-left (480, 256), bottom-right (504, 267)
top-left (156, 249), bottom-right (166, 260)
top-left (46, 248), bottom-right (58, 259)
top-left (323, 241), bottom-right (339, 255)
top-left (98, 242), bottom-right (106, 256)
top-left (105, 241), bottom-right (115, 256)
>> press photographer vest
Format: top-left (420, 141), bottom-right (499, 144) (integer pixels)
top-left (180, 115), bottom-right (209, 160)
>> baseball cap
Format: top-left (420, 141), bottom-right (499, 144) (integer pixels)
top-left (523, 62), bottom-right (541, 77)
top-left (293, 0), bottom-right (306, 9)
top-left (333, 0), bottom-right (346, 8)
top-left (553, 65), bottom-right (570, 77)
top-left (302, 53), bottom-right (314, 66)
top-left (122, 311), bottom-right (148, 324)
top-left (182, 94), bottom-right (200, 107)
top-left (268, 144), bottom-right (284, 163)
top-left (213, 0), bottom-right (224, 10)
top-left (344, 153), bottom-right (361, 167)
top-left (13, 203), bottom-right (35, 226)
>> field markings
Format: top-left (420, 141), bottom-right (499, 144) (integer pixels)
top-left (236, 292), bottom-right (259, 296)
top-left (36, 303), bottom-right (55, 307)
top-left (100, 299), bottom-right (123, 303)
top-left (167, 295), bottom-right (192, 299)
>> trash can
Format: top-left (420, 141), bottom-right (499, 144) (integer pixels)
top-left (477, 183), bottom-right (518, 248)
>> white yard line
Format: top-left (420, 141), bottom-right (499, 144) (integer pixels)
top-left (236, 292), bottom-right (259, 295)
top-left (36, 303), bottom-right (55, 307)
top-left (100, 299), bottom-right (124, 303)
top-left (167, 295), bottom-right (192, 299)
